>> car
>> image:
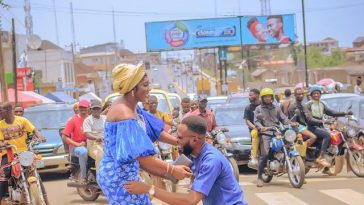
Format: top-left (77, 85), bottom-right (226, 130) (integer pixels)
top-left (168, 93), bottom-right (181, 109)
top-left (207, 96), bottom-right (227, 112)
top-left (167, 83), bottom-right (177, 93)
top-left (24, 103), bottom-right (73, 173)
top-left (153, 67), bottom-right (158, 71)
top-left (214, 104), bottom-right (251, 165)
top-left (226, 92), bottom-right (250, 106)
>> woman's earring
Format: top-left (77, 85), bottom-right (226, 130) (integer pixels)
top-left (132, 90), bottom-right (135, 97)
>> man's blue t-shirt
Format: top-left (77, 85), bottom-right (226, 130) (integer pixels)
top-left (191, 143), bottom-right (248, 205)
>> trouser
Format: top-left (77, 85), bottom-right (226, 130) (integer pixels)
top-left (308, 126), bottom-right (331, 155)
top-left (257, 135), bottom-right (272, 179)
top-left (0, 155), bottom-right (10, 198)
top-left (251, 129), bottom-right (259, 158)
top-left (87, 143), bottom-right (104, 169)
top-left (72, 146), bottom-right (88, 179)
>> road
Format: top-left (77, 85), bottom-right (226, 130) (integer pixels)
top-left (41, 166), bottom-right (364, 205)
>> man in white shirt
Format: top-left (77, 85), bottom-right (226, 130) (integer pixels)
top-left (83, 100), bottom-right (106, 168)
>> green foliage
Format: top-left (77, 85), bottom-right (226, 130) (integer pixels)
top-left (299, 47), bottom-right (346, 69)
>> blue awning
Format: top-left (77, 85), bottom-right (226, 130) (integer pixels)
top-left (45, 92), bottom-right (76, 103)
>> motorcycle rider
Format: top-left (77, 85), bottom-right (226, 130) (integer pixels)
top-left (244, 88), bottom-right (260, 169)
top-left (62, 100), bottom-right (90, 184)
top-left (0, 102), bottom-right (45, 200)
top-left (288, 88), bottom-right (317, 147)
top-left (305, 85), bottom-right (352, 167)
top-left (14, 103), bottom-right (25, 117)
top-left (83, 100), bottom-right (106, 168)
top-left (254, 88), bottom-right (291, 187)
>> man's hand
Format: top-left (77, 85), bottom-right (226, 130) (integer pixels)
top-left (124, 181), bottom-right (151, 194)
top-left (172, 165), bottom-right (193, 180)
top-left (260, 127), bottom-right (269, 132)
top-left (95, 138), bottom-right (103, 143)
top-left (76, 141), bottom-right (86, 147)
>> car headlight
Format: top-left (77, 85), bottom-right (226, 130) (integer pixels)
top-left (284, 130), bottom-right (297, 143)
top-left (347, 127), bottom-right (357, 138)
top-left (19, 151), bottom-right (35, 167)
top-left (56, 145), bottom-right (66, 154)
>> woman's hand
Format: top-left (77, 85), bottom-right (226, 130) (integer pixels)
top-left (124, 181), bottom-right (150, 194)
top-left (172, 165), bottom-right (192, 180)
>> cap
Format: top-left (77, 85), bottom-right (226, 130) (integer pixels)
top-left (198, 95), bottom-right (208, 102)
top-left (90, 100), bottom-right (102, 108)
top-left (78, 100), bottom-right (90, 108)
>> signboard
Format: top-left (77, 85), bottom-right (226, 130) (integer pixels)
top-left (145, 17), bottom-right (242, 51)
top-left (241, 14), bottom-right (296, 45)
top-left (218, 48), bottom-right (227, 61)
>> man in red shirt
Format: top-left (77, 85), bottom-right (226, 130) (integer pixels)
top-left (62, 100), bottom-right (90, 184)
top-left (186, 96), bottom-right (218, 132)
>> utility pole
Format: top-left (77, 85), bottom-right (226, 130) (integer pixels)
top-left (12, 19), bottom-right (18, 103)
top-left (52, 0), bottom-right (59, 45)
top-left (0, 18), bottom-right (9, 102)
top-left (70, 2), bottom-right (76, 54)
top-left (301, 0), bottom-right (309, 88)
top-left (112, 7), bottom-right (118, 79)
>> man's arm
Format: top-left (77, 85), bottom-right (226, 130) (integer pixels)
top-left (62, 119), bottom-right (84, 147)
top-left (253, 107), bottom-right (264, 130)
top-left (211, 113), bottom-right (219, 130)
top-left (323, 103), bottom-right (347, 117)
top-left (83, 118), bottom-right (99, 141)
top-left (22, 118), bottom-right (45, 141)
top-left (244, 106), bottom-right (256, 130)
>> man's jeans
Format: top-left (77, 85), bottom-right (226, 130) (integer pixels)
top-left (72, 146), bottom-right (88, 180)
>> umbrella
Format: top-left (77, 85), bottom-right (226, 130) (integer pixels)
top-left (0, 89), bottom-right (43, 108)
top-left (317, 78), bottom-right (335, 86)
top-left (45, 92), bottom-right (76, 104)
top-left (22, 91), bottom-right (55, 104)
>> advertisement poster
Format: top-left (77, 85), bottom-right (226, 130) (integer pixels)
top-left (145, 17), bottom-right (242, 51)
top-left (241, 14), bottom-right (296, 45)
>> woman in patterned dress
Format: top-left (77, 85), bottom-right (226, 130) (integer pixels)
top-left (97, 63), bottom-right (192, 205)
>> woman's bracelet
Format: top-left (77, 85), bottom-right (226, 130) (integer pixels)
top-left (171, 165), bottom-right (175, 175)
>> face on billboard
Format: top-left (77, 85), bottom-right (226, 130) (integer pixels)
top-left (267, 17), bottom-right (282, 38)
top-left (254, 23), bottom-right (268, 42)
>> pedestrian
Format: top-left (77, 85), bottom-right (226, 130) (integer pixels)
top-left (190, 100), bottom-right (198, 112)
top-left (62, 99), bottom-right (90, 184)
top-left (280, 88), bottom-right (294, 116)
top-left (125, 116), bottom-right (248, 205)
top-left (148, 95), bottom-right (172, 126)
top-left (185, 96), bottom-right (218, 132)
top-left (354, 77), bottom-right (362, 95)
top-left (96, 63), bottom-right (192, 205)
top-left (245, 88), bottom-right (260, 169)
top-left (14, 103), bottom-right (24, 117)
top-left (73, 102), bottom-right (79, 115)
top-left (83, 100), bottom-right (106, 168)
top-left (180, 97), bottom-right (191, 118)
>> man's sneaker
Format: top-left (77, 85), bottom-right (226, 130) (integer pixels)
top-left (248, 158), bottom-right (258, 169)
top-left (257, 178), bottom-right (263, 187)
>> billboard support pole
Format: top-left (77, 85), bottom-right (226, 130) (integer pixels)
top-left (238, 16), bottom-right (246, 91)
top-left (218, 48), bottom-right (223, 95)
top-left (11, 19), bottom-right (18, 104)
top-left (301, 0), bottom-right (309, 88)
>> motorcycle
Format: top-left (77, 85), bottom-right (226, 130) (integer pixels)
top-left (0, 140), bottom-right (49, 205)
top-left (208, 128), bottom-right (240, 182)
top-left (303, 113), bottom-right (364, 177)
top-left (256, 126), bottom-right (305, 188)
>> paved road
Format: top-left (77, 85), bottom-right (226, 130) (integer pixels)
top-left (41, 166), bottom-right (364, 205)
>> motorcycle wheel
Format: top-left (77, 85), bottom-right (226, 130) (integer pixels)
top-left (305, 167), bottom-right (310, 174)
top-left (29, 182), bottom-right (45, 205)
top-left (347, 150), bottom-right (364, 177)
top-left (287, 156), bottom-right (305, 188)
top-left (74, 171), bottom-right (100, 201)
top-left (39, 179), bottom-right (50, 205)
top-left (227, 157), bottom-right (239, 182)
top-left (261, 172), bottom-right (273, 183)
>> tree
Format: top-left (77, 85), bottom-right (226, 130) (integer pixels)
top-left (299, 47), bottom-right (346, 69)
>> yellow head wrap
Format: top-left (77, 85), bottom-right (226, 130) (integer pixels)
top-left (112, 63), bottom-right (146, 94)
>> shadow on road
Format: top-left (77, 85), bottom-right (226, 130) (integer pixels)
top-left (40, 172), bottom-right (69, 181)
top-left (239, 165), bottom-right (257, 175)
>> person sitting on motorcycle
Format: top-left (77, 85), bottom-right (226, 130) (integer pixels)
top-left (83, 100), bottom-right (106, 169)
top-left (254, 88), bottom-right (292, 187)
top-left (0, 103), bottom-right (45, 200)
top-left (244, 88), bottom-right (260, 169)
top-left (288, 87), bottom-right (317, 147)
top-left (62, 100), bottom-right (90, 185)
top-left (305, 85), bottom-right (352, 167)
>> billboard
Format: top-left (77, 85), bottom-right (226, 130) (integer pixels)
top-left (241, 14), bottom-right (296, 45)
top-left (145, 17), bottom-right (242, 51)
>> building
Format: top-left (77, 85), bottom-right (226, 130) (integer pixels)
top-left (309, 37), bottom-right (339, 55)
top-left (1, 31), bottom-right (27, 73)
top-left (353, 36), bottom-right (364, 48)
top-left (27, 40), bottom-right (75, 94)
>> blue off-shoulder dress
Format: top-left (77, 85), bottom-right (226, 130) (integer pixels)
top-left (97, 106), bottom-right (164, 205)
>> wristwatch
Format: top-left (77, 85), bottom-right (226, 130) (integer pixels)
top-left (148, 185), bottom-right (155, 196)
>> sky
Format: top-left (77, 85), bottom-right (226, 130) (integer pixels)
top-left (1, 0), bottom-right (364, 53)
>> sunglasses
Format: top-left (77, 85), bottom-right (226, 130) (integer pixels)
top-left (91, 107), bottom-right (101, 111)
top-left (15, 111), bottom-right (24, 113)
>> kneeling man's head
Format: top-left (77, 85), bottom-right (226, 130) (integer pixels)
top-left (177, 116), bottom-right (207, 156)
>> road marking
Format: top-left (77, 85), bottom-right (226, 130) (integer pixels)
top-left (320, 189), bottom-right (364, 205)
top-left (256, 192), bottom-right (309, 205)
top-left (239, 182), bottom-right (255, 186)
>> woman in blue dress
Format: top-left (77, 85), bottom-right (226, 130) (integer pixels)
top-left (97, 63), bottom-right (192, 205)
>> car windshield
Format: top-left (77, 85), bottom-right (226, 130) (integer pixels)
top-left (322, 97), bottom-right (359, 117)
top-left (169, 96), bottom-right (180, 108)
top-left (229, 97), bottom-right (249, 105)
top-left (151, 93), bottom-right (170, 114)
top-left (215, 107), bottom-right (246, 126)
top-left (24, 109), bottom-right (74, 130)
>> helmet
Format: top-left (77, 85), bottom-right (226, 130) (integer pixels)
top-left (309, 85), bottom-right (323, 96)
top-left (260, 88), bottom-right (274, 98)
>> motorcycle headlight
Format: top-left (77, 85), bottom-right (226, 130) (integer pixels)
top-left (19, 151), bottom-right (35, 167)
top-left (216, 133), bottom-right (227, 146)
top-left (347, 127), bottom-right (356, 138)
top-left (284, 130), bottom-right (297, 143)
